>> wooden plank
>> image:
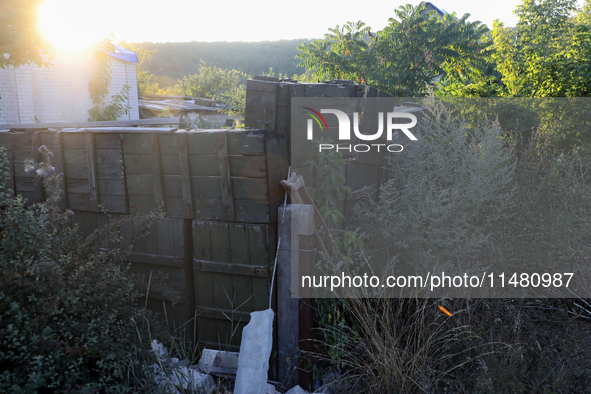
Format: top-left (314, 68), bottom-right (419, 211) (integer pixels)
top-left (126, 174), bottom-right (154, 195)
top-left (123, 154), bottom-right (153, 174)
top-left (197, 339), bottom-right (241, 353)
top-left (275, 106), bottom-right (289, 132)
top-left (127, 175), bottom-right (268, 201)
top-left (53, 132), bottom-right (68, 208)
top-left (127, 263), bottom-right (186, 296)
top-left (250, 224), bottom-right (272, 312)
top-left (227, 131), bottom-right (266, 156)
top-left (277, 83), bottom-right (292, 108)
top-left (65, 163), bottom-right (123, 179)
top-left (95, 148), bottom-right (123, 164)
top-left (218, 131), bottom-right (235, 221)
top-left (67, 193), bottom-right (126, 213)
top-left (12, 148), bottom-right (34, 163)
top-left (151, 133), bottom-right (165, 207)
top-left (247, 79), bottom-right (280, 94)
top-left (32, 132), bottom-right (44, 203)
top-left (195, 306), bottom-right (251, 323)
top-left (188, 155), bottom-right (266, 178)
top-left (94, 133), bottom-right (122, 149)
top-left (39, 132), bottom-right (56, 149)
top-left (193, 199), bottom-right (269, 223)
top-left (265, 131), bottom-right (289, 223)
top-left (209, 222), bottom-right (235, 345)
top-left (163, 195), bottom-right (185, 217)
top-left (4, 118), bottom-right (181, 130)
top-left (193, 259), bottom-right (268, 277)
top-left (161, 154), bottom-right (180, 175)
top-left (16, 191), bottom-right (36, 205)
top-left (276, 206), bottom-right (299, 387)
top-left (0, 133), bottom-right (15, 200)
top-left (85, 133), bottom-right (100, 211)
top-left (192, 220), bottom-right (217, 345)
top-left (15, 176), bottom-right (36, 192)
top-left (186, 131), bottom-right (266, 156)
top-left (66, 178), bottom-right (125, 195)
top-left (248, 225), bottom-right (270, 264)
top-left (128, 252), bottom-right (184, 267)
top-left (64, 148), bottom-right (121, 164)
top-left (121, 134), bottom-right (151, 155)
top-left (229, 223), bottom-right (254, 313)
top-left (178, 132), bottom-right (193, 219)
top-left (157, 134), bottom-right (180, 155)
top-left (204, 177), bottom-right (269, 201)
top-left (63, 133), bottom-right (86, 149)
top-left (152, 218), bottom-right (182, 256)
top-left (245, 81), bottom-right (277, 130)
top-left (13, 162), bottom-right (36, 178)
top-left (131, 214), bottom-right (160, 255)
top-left (304, 84), bottom-right (357, 97)
top-left (77, 127), bottom-right (178, 133)
top-left (10, 133), bottom-right (31, 148)
top-left (128, 193), bottom-right (157, 214)
top-left (166, 154), bottom-right (265, 178)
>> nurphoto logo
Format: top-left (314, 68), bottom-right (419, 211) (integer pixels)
top-left (303, 107), bottom-right (418, 152)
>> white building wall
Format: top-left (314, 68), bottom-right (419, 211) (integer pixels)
top-left (0, 51), bottom-right (139, 125)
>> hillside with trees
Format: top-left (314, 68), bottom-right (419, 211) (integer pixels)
top-left (131, 39), bottom-right (312, 87)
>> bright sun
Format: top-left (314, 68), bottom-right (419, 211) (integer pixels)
top-left (38, 0), bottom-right (111, 52)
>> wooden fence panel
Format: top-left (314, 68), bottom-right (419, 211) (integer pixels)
top-left (192, 220), bottom-right (276, 350)
top-left (121, 129), bottom-right (280, 223)
top-left (0, 132), bottom-right (15, 200)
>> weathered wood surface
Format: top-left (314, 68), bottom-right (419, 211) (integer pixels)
top-left (0, 132), bottom-right (15, 200)
top-left (4, 129), bottom-right (285, 222)
top-left (192, 220), bottom-right (276, 348)
top-left (121, 130), bottom-right (278, 222)
top-left (1, 118), bottom-right (180, 130)
top-left (245, 80), bottom-right (278, 130)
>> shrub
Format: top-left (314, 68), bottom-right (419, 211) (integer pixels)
top-left (313, 100), bottom-right (591, 392)
top-left (0, 147), bottom-right (166, 393)
top-left (355, 101), bottom-right (517, 274)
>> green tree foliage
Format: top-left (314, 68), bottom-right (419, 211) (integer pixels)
top-left (490, 0), bottom-right (591, 97)
top-left (0, 147), bottom-right (166, 392)
top-left (356, 102), bottom-right (517, 271)
top-left (135, 40), bottom-right (311, 85)
top-left (0, 0), bottom-right (50, 69)
top-left (0, 0), bottom-right (52, 108)
top-left (178, 61), bottom-right (248, 116)
top-left (438, 0), bottom-right (591, 98)
top-left (87, 41), bottom-right (131, 121)
top-left (297, 3), bottom-right (490, 96)
top-left (577, 0), bottom-right (591, 25)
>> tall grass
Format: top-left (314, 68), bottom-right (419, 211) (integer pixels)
top-left (313, 100), bottom-right (591, 392)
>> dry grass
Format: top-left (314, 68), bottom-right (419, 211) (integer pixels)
top-left (313, 296), bottom-right (591, 394)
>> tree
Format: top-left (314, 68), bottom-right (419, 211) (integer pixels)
top-left (178, 61), bottom-right (249, 116)
top-left (439, 0), bottom-right (591, 98)
top-left (490, 0), bottom-right (591, 97)
top-left (0, 0), bottom-right (51, 69)
top-left (1, 0), bottom-right (52, 107)
top-left (297, 2), bottom-right (490, 96)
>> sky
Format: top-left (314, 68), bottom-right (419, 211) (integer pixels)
top-left (37, 0), bottom-right (586, 49)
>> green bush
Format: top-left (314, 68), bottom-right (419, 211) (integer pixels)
top-left (313, 101), bottom-right (591, 392)
top-left (0, 147), bottom-right (165, 393)
top-left (355, 101), bottom-right (517, 273)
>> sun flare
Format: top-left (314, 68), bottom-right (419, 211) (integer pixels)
top-left (38, 0), bottom-right (111, 52)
